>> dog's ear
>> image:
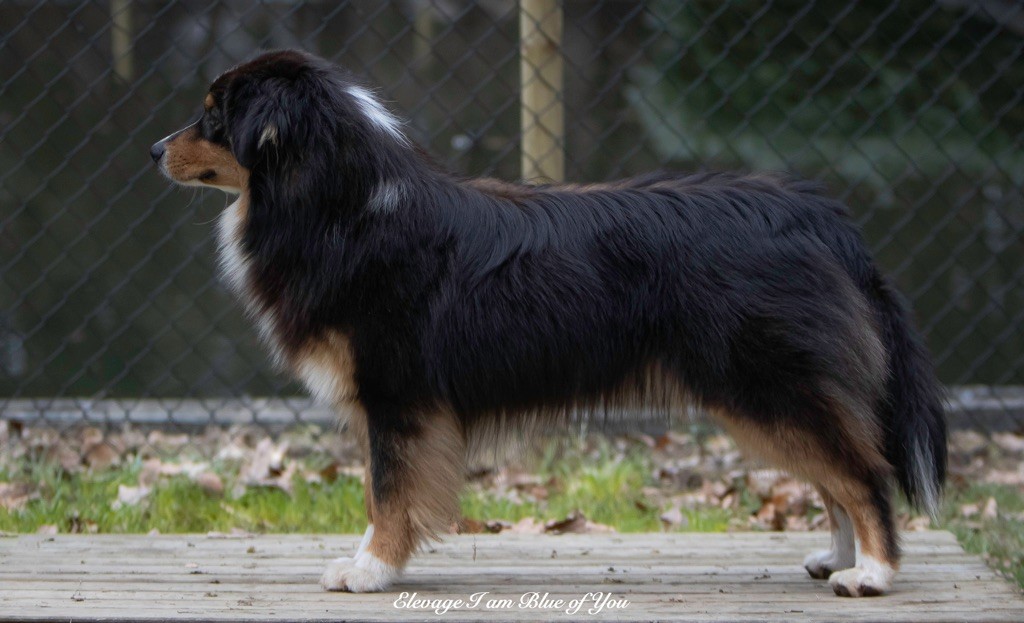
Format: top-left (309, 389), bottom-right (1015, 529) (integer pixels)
top-left (225, 77), bottom-right (299, 170)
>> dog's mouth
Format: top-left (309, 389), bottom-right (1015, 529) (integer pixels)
top-left (197, 170), bottom-right (217, 182)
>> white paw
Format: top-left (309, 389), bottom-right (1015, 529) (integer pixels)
top-left (828, 558), bottom-right (895, 597)
top-left (803, 549), bottom-right (854, 579)
top-left (320, 552), bottom-right (399, 592)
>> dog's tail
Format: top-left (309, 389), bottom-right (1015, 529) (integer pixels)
top-left (869, 270), bottom-right (947, 517)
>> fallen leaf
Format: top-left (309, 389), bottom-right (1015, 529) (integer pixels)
top-left (194, 472), bottom-right (224, 496)
top-left (949, 430), bottom-right (989, 456)
top-left (146, 431), bottom-right (190, 453)
top-left (84, 443), bottom-right (119, 470)
top-left (239, 439), bottom-right (295, 492)
top-left (961, 503), bottom-right (980, 518)
top-left (982, 496), bottom-right (998, 520)
top-left (992, 433), bottom-right (1024, 455)
top-left (459, 517), bottom-right (487, 534)
top-left (984, 468), bottom-right (1024, 486)
top-left (544, 510), bottom-right (615, 534)
top-left (660, 506), bottom-right (688, 529)
top-left (0, 482), bottom-right (38, 510)
top-left (746, 469), bottom-right (786, 499)
top-left (502, 517), bottom-right (544, 534)
top-left (112, 484), bottom-right (151, 510)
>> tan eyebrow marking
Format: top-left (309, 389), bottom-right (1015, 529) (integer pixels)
top-left (204, 93), bottom-right (215, 110)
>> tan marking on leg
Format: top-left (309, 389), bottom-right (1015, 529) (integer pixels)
top-left (366, 409), bottom-right (465, 568)
top-left (341, 405), bottom-right (374, 522)
top-left (711, 407), bottom-right (897, 596)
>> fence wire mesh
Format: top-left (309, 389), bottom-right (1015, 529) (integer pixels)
top-left (1, 0), bottom-right (1022, 449)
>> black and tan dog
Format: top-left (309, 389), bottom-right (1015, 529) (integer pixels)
top-left (151, 50), bottom-right (946, 597)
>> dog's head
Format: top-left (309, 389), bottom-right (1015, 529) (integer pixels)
top-left (151, 50), bottom-right (408, 199)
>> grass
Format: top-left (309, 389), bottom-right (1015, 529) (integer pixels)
top-left (0, 439), bottom-right (747, 536)
top-left (1, 438), bottom-right (1022, 591)
top-left (0, 458), bottom-right (366, 534)
top-left (940, 482), bottom-right (1024, 590)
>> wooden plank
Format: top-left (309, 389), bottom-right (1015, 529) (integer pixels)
top-left (0, 532), bottom-right (1020, 622)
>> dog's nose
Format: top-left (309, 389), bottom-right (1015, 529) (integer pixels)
top-left (150, 141), bottom-right (166, 163)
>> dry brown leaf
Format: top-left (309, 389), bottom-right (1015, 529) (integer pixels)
top-left (992, 433), bottom-right (1024, 455)
top-left (84, 443), bottom-right (119, 470)
top-left (502, 517), bottom-right (544, 534)
top-left (984, 468), bottom-right (1024, 486)
top-left (768, 478), bottom-right (811, 516)
top-left (961, 503), bottom-right (980, 518)
top-left (544, 510), bottom-right (615, 534)
top-left (240, 438), bottom-right (291, 490)
top-left (785, 515), bottom-right (809, 531)
top-left (659, 506), bottom-right (688, 529)
top-left (545, 511), bottom-right (587, 534)
top-left (194, 472), bottom-right (224, 496)
top-left (112, 484), bottom-right (151, 510)
top-left (45, 442), bottom-right (81, 473)
top-left (982, 496), bottom-right (998, 520)
top-left (459, 517), bottom-right (487, 534)
top-left (745, 469), bottom-right (785, 499)
top-left (950, 430), bottom-right (988, 456)
top-left (0, 482), bottom-right (38, 510)
top-left (146, 431), bottom-right (190, 453)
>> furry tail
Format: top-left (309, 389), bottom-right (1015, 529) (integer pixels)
top-left (870, 271), bottom-right (947, 517)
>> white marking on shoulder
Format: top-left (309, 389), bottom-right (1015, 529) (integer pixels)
top-left (367, 180), bottom-right (404, 212)
top-left (320, 550), bottom-right (399, 592)
top-left (346, 85), bottom-right (408, 144)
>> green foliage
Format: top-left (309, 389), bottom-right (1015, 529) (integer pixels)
top-left (629, 0), bottom-right (1024, 186)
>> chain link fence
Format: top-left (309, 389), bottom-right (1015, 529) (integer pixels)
top-left (1, 0), bottom-right (1022, 444)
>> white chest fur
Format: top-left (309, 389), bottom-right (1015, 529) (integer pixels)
top-left (216, 196), bottom-right (284, 365)
top-left (216, 196), bottom-right (250, 296)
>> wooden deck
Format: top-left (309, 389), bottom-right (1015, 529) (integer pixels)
top-left (1, 531), bottom-right (1021, 622)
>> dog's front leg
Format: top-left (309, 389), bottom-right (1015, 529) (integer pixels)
top-left (321, 407), bottom-right (465, 592)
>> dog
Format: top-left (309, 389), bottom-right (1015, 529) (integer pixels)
top-left (151, 49), bottom-right (946, 598)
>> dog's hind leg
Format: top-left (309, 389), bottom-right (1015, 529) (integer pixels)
top-left (818, 473), bottom-right (899, 597)
top-left (321, 407), bottom-right (465, 592)
top-left (712, 403), bottom-right (898, 597)
top-left (803, 486), bottom-right (856, 579)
